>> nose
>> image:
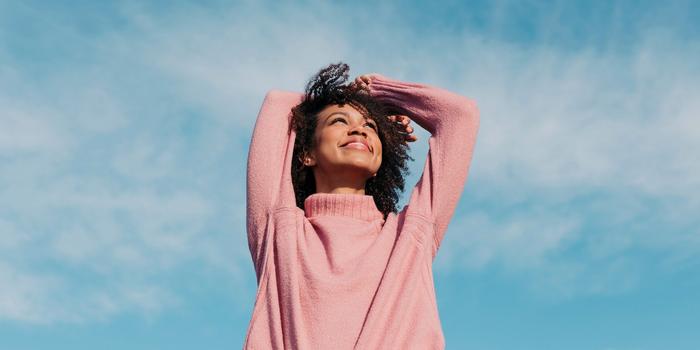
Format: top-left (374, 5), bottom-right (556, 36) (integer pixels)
top-left (348, 124), bottom-right (368, 137)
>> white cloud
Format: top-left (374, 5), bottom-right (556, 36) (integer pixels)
top-left (0, 261), bottom-right (179, 324)
top-left (0, 100), bottom-right (71, 155)
top-left (437, 209), bottom-right (582, 271)
top-left (0, 263), bottom-right (66, 324)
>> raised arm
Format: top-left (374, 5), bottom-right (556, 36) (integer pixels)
top-left (246, 89), bottom-right (303, 276)
top-left (367, 74), bottom-right (480, 259)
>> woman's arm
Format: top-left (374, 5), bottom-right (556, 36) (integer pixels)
top-left (366, 74), bottom-right (480, 259)
top-left (247, 89), bottom-right (304, 276)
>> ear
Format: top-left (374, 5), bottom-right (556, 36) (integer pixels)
top-left (301, 151), bottom-right (317, 167)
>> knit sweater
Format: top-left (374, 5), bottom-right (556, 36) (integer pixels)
top-left (244, 74), bottom-right (480, 349)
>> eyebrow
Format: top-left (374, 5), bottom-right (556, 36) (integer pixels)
top-left (325, 111), bottom-right (376, 125)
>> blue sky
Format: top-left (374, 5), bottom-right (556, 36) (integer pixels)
top-left (1, 0), bottom-right (699, 349)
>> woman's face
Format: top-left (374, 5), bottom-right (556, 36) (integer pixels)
top-left (305, 103), bottom-right (382, 181)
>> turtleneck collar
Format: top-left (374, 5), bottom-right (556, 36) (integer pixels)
top-left (303, 192), bottom-right (384, 221)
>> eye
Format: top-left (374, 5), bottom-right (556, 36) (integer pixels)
top-left (365, 121), bottom-right (377, 130)
top-left (332, 117), bottom-right (347, 124)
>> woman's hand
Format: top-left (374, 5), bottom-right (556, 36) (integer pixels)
top-left (353, 73), bottom-right (381, 91)
top-left (354, 74), bottom-right (417, 143)
top-left (389, 114), bottom-right (418, 143)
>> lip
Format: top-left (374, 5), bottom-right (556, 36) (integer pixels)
top-left (341, 138), bottom-right (372, 152)
top-left (343, 142), bottom-right (370, 152)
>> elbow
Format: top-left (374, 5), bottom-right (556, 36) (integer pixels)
top-left (265, 89), bottom-right (304, 103)
top-left (461, 96), bottom-right (480, 126)
top-left (446, 95), bottom-right (480, 133)
top-left (457, 97), bottom-right (480, 140)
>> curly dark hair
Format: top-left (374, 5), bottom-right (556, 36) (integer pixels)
top-left (290, 62), bottom-right (413, 220)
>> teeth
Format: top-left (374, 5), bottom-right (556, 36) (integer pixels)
top-left (344, 142), bottom-right (369, 151)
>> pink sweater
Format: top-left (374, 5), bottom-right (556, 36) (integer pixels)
top-left (245, 74), bottom-right (480, 349)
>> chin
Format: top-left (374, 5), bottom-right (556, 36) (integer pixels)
top-left (331, 162), bottom-right (376, 176)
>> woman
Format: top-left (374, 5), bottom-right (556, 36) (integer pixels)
top-left (245, 62), bottom-right (480, 349)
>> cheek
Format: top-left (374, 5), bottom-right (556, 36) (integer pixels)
top-left (369, 138), bottom-right (382, 166)
top-left (374, 137), bottom-right (383, 156)
top-left (314, 130), bottom-right (340, 158)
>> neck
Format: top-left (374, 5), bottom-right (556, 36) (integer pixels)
top-left (313, 168), bottom-right (369, 195)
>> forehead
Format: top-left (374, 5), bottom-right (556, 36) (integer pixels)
top-left (318, 103), bottom-right (367, 118)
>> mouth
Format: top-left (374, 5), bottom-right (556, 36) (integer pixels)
top-left (341, 141), bottom-right (372, 152)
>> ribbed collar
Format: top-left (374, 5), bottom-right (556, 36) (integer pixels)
top-left (304, 192), bottom-right (384, 221)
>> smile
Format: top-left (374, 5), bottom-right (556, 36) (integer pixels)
top-left (342, 142), bottom-right (371, 152)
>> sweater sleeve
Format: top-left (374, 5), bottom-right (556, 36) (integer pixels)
top-left (367, 75), bottom-right (480, 258)
top-left (246, 89), bottom-right (304, 277)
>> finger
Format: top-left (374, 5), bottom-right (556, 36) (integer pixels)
top-left (406, 126), bottom-right (413, 133)
top-left (359, 73), bottom-right (380, 85)
top-left (365, 73), bottom-right (380, 81)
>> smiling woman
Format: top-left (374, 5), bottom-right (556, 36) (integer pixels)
top-left (301, 104), bottom-right (383, 193)
top-left (244, 62), bottom-right (480, 349)
top-left (289, 63), bottom-right (416, 218)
